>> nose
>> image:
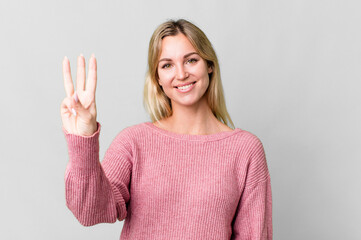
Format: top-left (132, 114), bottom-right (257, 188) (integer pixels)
top-left (176, 65), bottom-right (189, 80)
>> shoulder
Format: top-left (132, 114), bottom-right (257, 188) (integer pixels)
top-left (112, 121), bottom-right (151, 143)
top-left (106, 122), bottom-right (150, 156)
top-left (234, 129), bottom-right (270, 186)
top-left (233, 128), bottom-right (265, 152)
top-left (233, 129), bottom-right (267, 169)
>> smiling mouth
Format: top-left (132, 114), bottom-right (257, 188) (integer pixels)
top-left (175, 81), bottom-right (196, 90)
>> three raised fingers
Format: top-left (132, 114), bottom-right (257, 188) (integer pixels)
top-left (63, 54), bottom-right (97, 97)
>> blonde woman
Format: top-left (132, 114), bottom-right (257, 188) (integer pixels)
top-left (61, 19), bottom-right (272, 239)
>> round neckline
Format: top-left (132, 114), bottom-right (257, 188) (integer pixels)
top-left (143, 122), bottom-right (242, 141)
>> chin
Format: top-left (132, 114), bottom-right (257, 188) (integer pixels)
top-left (173, 95), bottom-right (208, 108)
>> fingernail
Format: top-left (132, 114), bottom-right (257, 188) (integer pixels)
top-left (71, 108), bottom-right (77, 116)
top-left (91, 53), bottom-right (95, 58)
top-left (80, 53), bottom-right (84, 57)
top-left (73, 91), bottom-right (79, 103)
top-left (64, 56), bottom-right (68, 61)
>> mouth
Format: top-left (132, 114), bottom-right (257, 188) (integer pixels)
top-left (174, 81), bottom-right (196, 93)
top-left (175, 81), bottom-right (196, 90)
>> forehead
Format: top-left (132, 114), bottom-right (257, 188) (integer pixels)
top-left (159, 33), bottom-right (196, 58)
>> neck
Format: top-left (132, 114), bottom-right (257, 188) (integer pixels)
top-left (163, 97), bottom-right (223, 135)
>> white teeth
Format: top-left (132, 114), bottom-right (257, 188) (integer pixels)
top-left (177, 82), bottom-right (194, 90)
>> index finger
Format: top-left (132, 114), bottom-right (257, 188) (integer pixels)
top-left (63, 56), bottom-right (74, 97)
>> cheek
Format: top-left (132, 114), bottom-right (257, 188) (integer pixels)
top-left (158, 70), bottom-right (174, 86)
top-left (192, 66), bottom-right (210, 80)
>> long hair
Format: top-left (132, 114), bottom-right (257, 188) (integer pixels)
top-left (143, 19), bottom-right (235, 129)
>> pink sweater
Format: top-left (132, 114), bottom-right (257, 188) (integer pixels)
top-left (63, 122), bottom-right (272, 240)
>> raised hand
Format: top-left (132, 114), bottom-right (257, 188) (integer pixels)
top-left (60, 54), bottom-right (98, 136)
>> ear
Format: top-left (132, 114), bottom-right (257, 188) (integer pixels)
top-left (208, 66), bottom-right (213, 74)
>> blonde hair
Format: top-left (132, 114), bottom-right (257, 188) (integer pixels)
top-left (143, 19), bottom-right (235, 129)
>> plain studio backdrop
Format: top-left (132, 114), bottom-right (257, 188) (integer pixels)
top-left (0, 0), bottom-right (360, 239)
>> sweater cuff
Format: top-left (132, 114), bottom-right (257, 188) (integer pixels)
top-left (63, 122), bottom-right (102, 170)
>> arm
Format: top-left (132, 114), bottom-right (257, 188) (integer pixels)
top-left (63, 122), bottom-right (132, 226)
top-left (231, 135), bottom-right (273, 240)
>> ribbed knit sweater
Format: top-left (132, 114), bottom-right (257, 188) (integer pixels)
top-left (63, 121), bottom-right (272, 240)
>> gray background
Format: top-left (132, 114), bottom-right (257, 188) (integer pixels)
top-left (0, 0), bottom-right (360, 239)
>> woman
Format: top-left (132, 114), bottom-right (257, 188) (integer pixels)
top-left (61, 19), bottom-right (272, 240)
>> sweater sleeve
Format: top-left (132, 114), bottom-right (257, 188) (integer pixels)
top-left (63, 122), bottom-right (132, 226)
top-left (231, 135), bottom-right (273, 240)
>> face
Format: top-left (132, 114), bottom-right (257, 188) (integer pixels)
top-left (157, 33), bottom-right (212, 108)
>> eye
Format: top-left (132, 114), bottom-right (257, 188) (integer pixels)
top-left (161, 63), bottom-right (172, 69)
top-left (187, 58), bottom-right (198, 64)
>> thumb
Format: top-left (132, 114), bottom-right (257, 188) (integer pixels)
top-left (73, 91), bottom-right (79, 103)
top-left (71, 92), bottom-right (90, 118)
top-left (70, 91), bottom-right (79, 116)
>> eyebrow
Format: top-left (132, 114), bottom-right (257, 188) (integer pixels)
top-left (158, 52), bottom-right (199, 63)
